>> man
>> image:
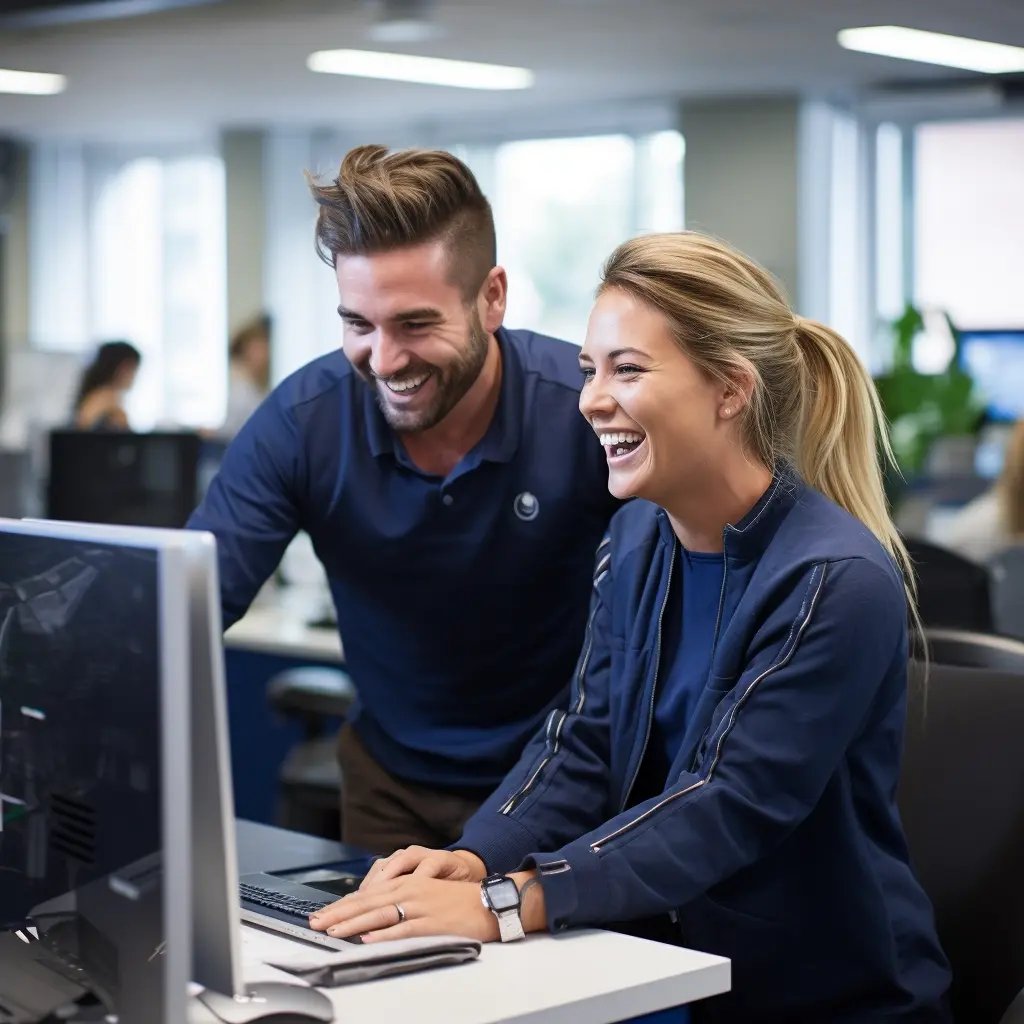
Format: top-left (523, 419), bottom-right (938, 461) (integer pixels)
top-left (189, 144), bottom-right (619, 853)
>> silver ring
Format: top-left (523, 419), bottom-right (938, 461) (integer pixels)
top-left (394, 903), bottom-right (406, 924)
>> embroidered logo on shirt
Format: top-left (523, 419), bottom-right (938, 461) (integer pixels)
top-left (514, 492), bottom-right (540, 522)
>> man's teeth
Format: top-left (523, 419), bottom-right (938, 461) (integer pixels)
top-left (598, 431), bottom-right (644, 447)
top-left (385, 374), bottom-right (429, 393)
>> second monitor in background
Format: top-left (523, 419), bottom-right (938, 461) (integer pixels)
top-left (958, 328), bottom-right (1024, 424)
top-left (47, 430), bottom-right (202, 528)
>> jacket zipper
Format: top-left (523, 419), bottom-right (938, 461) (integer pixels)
top-left (498, 708), bottom-right (567, 814)
top-left (499, 537), bottom-right (610, 816)
top-left (572, 591), bottom-right (602, 715)
top-left (709, 535), bottom-right (730, 658)
top-left (618, 538), bottom-right (676, 812)
top-left (590, 562), bottom-right (827, 853)
top-left (689, 534), bottom-right (731, 770)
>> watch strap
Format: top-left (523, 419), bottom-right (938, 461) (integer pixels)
top-left (496, 907), bottom-right (526, 942)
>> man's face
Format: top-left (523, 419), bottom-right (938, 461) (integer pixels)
top-left (335, 240), bottom-right (489, 433)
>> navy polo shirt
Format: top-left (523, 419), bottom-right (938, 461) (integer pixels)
top-left (188, 327), bottom-right (620, 791)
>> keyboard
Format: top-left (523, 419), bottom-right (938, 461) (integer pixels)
top-left (239, 882), bottom-right (328, 919)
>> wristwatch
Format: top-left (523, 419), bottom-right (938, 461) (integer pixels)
top-left (479, 873), bottom-right (525, 942)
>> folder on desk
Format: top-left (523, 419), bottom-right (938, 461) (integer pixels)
top-left (265, 934), bottom-right (481, 987)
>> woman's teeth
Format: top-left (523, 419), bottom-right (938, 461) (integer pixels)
top-left (598, 431), bottom-right (645, 457)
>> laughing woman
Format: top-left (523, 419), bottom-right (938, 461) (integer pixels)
top-left (309, 232), bottom-right (952, 1023)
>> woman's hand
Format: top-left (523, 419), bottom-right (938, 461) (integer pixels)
top-left (309, 876), bottom-right (498, 944)
top-left (359, 847), bottom-right (487, 891)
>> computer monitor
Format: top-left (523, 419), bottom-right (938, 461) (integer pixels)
top-left (46, 430), bottom-right (203, 528)
top-left (958, 328), bottom-right (1024, 422)
top-left (11, 520), bottom-right (334, 1023)
top-left (0, 517), bottom-right (191, 1023)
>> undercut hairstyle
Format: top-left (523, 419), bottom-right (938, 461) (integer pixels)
top-left (307, 144), bottom-right (496, 300)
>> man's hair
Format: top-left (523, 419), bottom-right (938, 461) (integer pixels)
top-left (307, 144), bottom-right (496, 299)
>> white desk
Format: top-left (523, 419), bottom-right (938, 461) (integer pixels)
top-left (224, 587), bottom-right (343, 663)
top-left (241, 925), bottom-right (730, 1024)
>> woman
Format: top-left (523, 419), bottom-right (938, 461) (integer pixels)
top-left (72, 340), bottom-right (141, 430)
top-left (942, 417), bottom-right (1024, 563)
top-left (220, 314), bottom-right (271, 438)
top-left (309, 232), bottom-right (951, 1021)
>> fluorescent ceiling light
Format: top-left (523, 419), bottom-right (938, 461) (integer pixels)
top-left (307, 49), bottom-right (533, 90)
top-left (837, 25), bottom-right (1024, 74)
top-left (0, 68), bottom-right (67, 95)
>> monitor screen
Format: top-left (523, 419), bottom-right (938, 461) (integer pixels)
top-left (958, 329), bottom-right (1024, 422)
top-left (0, 521), bottom-right (189, 1022)
top-left (47, 431), bottom-right (202, 528)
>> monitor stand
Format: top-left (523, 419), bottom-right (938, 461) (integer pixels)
top-left (189, 982), bottom-right (334, 1023)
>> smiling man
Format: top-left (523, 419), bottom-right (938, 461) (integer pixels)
top-left (188, 145), bottom-right (620, 852)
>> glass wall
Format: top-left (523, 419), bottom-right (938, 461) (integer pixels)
top-left (460, 131), bottom-right (684, 343)
top-left (27, 144), bottom-right (227, 430)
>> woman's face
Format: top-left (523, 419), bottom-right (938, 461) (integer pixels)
top-left (579, 288), bottom-right (733, 506)
top-left (114, 360), bottom-right (139, 392)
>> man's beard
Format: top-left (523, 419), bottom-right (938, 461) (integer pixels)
top-left (369, 312), bottom-right (490, 434)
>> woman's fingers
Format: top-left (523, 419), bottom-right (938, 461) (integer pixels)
top-left (309, 877), bottom-right (499, 944)
top-left (310, 888), bottom-right (396, 931)
top-left (412, 853), bottom-right (466, 879)
top-left (323, 901), bottom-right (407, 940)
top-left (360, 846), bottom-right (435, 890)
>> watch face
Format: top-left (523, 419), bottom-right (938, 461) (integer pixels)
top-left (485, 877), bottom-right (520, 912)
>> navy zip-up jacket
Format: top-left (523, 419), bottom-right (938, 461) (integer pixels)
top-left (458, 473), bottom-right (951, 1022)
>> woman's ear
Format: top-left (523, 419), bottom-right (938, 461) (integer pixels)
top-left (719, 364), bottom-right (755, 420)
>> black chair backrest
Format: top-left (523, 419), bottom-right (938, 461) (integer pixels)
top-left (904, 536), bottom-right (994, 632)
top-left (918, 628), bottom-right (1024, 674)
top-left (989, 545), bottom-right (1024, 642)
top-left (899, 659), bottom-right (1024, 1023)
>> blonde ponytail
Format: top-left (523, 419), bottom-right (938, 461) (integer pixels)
top-left (793, 318), bottom-right (920, 627)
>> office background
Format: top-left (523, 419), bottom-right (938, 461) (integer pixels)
top-left (1, 0), bottom-right (1022, 435)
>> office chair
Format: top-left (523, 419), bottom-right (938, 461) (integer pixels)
top-left (898, 659), bottom-right (1024, 1023)
top-left (0, 449), bottom-right (33, 517)
top-left (915, 628), bottom-right (1024, 673)
top-left (989, 545), bottom-right (1024, 642)
top-left (904, 536), bottom-right (994, 632)
top-left (268, 666), bottom-right (355, 838)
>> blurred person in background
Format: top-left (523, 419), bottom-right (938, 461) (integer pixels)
top-left (221, 313), bottom-right (272, 438)
top-left (943, 418), bottom-right (1024, 562)
top-left (189, 145), bottom-right (620, 852)
top-left (72, 340), bottom-right (141, 431)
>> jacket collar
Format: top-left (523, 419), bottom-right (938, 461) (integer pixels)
top-left (655, 464), bottom-right (804, 561)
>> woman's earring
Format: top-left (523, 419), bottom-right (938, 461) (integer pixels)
top-left (722, 407), bottom-right (732, 417)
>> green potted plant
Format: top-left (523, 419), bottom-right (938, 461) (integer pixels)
top-left (873, 303), bottom-right (984, 492)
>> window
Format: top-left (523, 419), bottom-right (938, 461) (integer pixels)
top-left (457, 131), bottom-right (684, 343)
top-left (914, 118), bottom-right (1024, 329)
top-left (28, 144), bottom-right (227, 430)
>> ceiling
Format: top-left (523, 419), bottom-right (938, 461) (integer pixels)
top-left (1, 0), bottom-right (1023, 144)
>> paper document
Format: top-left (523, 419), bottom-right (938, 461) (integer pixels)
top-left (261, 933), bottom-right (481, 987)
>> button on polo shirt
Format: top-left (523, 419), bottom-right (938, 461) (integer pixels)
top-left (189, 327), bottom-right (621, 791)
